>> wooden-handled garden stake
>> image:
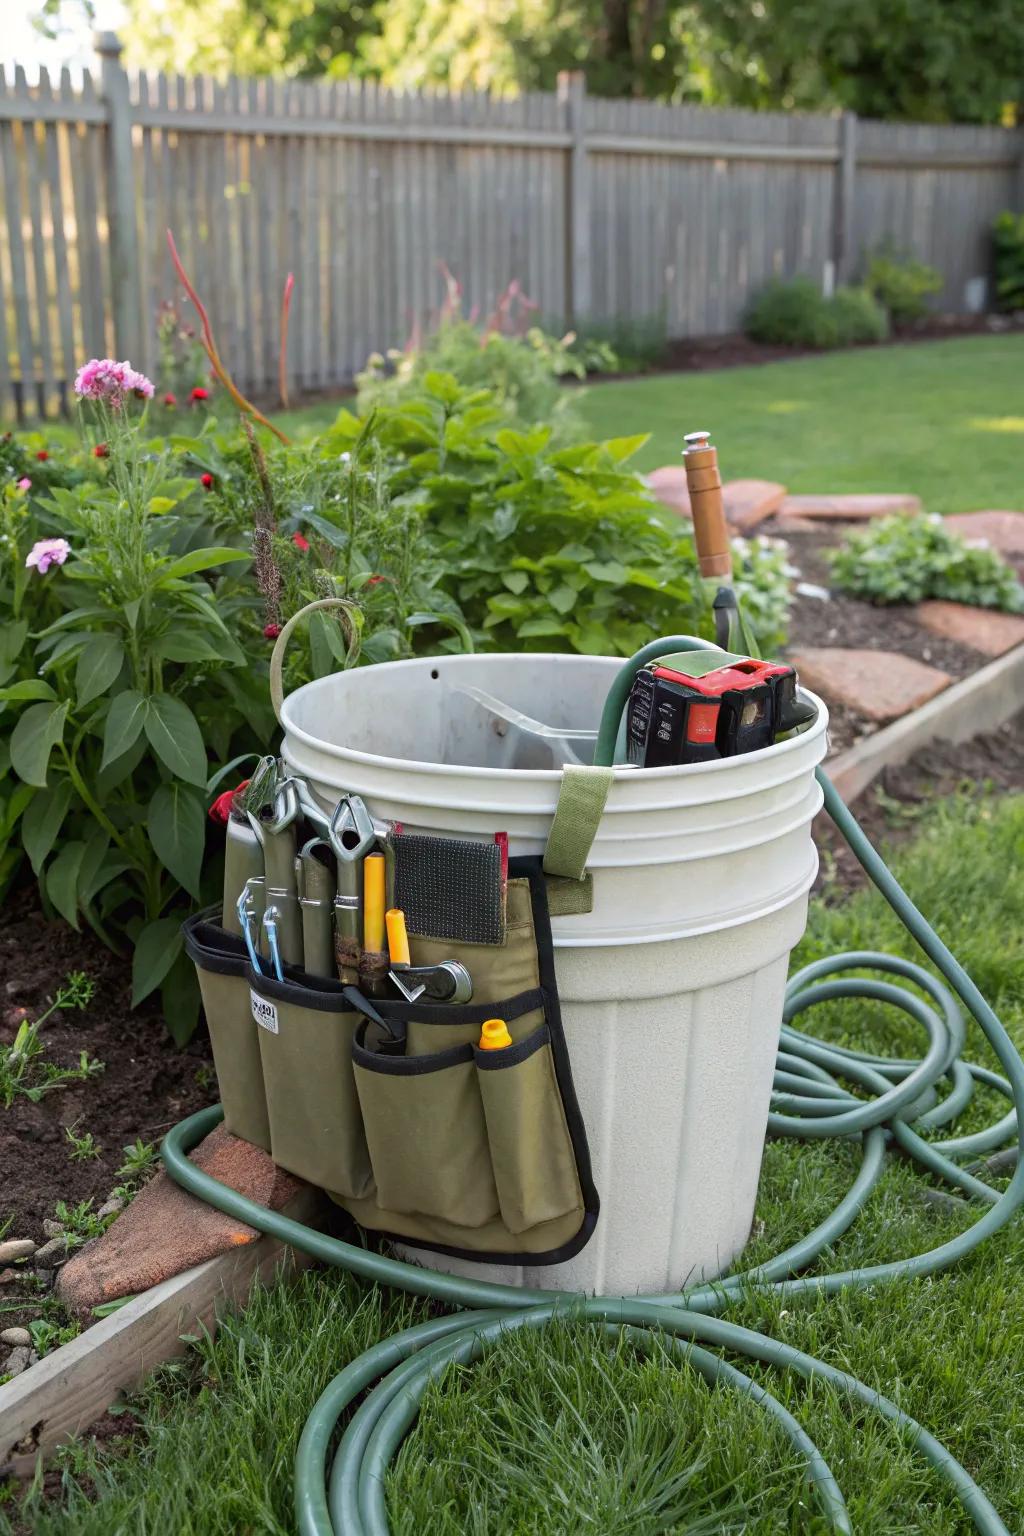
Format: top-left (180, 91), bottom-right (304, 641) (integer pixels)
top-left (682, 430), bottom-right (760, 656)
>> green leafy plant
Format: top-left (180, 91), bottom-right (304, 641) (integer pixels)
top-left (28, 1315), bottom-right (81, 1357)
top-left (328, 371), bottom-right (793, 656)
top-left (0, 369), bottom-right (269, 1040)
top-left (52, 1197), bottom-right (113, 1248)
top-left (356, 271), bottom-right (615, 441)
top-left (829, 514), bottom-right (1024, 611)
top-left (865, 246), bottom-right (943, 326)
top-left (65, 1123), bottom-right (102, 1161)
top-left (744, 277), bottom-right (887, 349)
top-left (115, 1139), bottom-right (159, 1187)
top-left (992, 211), bottom-right (1024, 313)
top-left (0, 972), bottom-right (101, 1109)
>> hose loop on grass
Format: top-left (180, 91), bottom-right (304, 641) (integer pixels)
top-left (162, 766), bottom-right (1024, 1536)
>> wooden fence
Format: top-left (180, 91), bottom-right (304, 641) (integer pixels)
top-left (1, 32), bottom-right (1022, 419)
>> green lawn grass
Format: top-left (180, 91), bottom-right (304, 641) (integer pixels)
top-left (278, 334), bottom-right (1024, 513)
top-left (6, 788), bottom-right (1024, 1534)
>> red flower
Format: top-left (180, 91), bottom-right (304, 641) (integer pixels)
top-left (208, 778), bottom-right (251, 825)
top-left (366, 574), bottom-right (385, 587)
top-left (292, 532), bottom-right (310, 552)
top-left (191, 386), bottom-right (210, 402)
top-left (200, 472), bottom-right (214, 489)
top-left (163, 392), bottom-right (177, 407)
top-left (35, 450), bottom-right (49, 462)
top-left (93, 443), bottom-right (109, 458)
top-left (264, 623), bottom-right (282, 639)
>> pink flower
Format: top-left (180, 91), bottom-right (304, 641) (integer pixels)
top-left (163, 392), bottom-right (177, 407)
top-left (25, 537), bottom-right (71, 574)
top-left (74, 358), bottom-right (154, 406)
top-left (292, 532), bottom-right (310, 552)
top-left (16, 476), bottom-right (31, 491)
top-left (263, 623), bottom-right (282, 639)
top-left (191, 386), bottom-right (210, 403)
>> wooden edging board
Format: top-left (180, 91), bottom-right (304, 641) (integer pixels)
top-left (0, 1187), bottom-right (325, 1478)
top-left (827, 643), bottom-right (1024, 804)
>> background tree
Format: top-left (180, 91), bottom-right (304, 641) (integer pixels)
top-left (36, 0), bottom-right (1024, 124)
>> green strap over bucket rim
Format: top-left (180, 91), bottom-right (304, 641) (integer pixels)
top-left (542, 764), bottom-right (615, 883)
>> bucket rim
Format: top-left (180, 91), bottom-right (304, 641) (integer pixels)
top-left (280, 661), bottom-right (829, 786)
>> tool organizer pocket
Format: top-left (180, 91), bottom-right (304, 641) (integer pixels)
top-left (340, 858), bottom-right (599, 1264)
top-left (246, 971), bottom-right (372, 1202)
top-left (183, 912), bottom-right (272, 1152)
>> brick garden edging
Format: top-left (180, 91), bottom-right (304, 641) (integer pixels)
top-left (827, 642), bottom-right (1024, 803)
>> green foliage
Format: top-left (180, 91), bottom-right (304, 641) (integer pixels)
top-left (357, 277), bottom-right (619, 442)
top-left (992, 211), bottom-right (1024, 314)
top-left (64, 1123), bottom-right (102, 1161)
top-left (331, 371), bottom-right (793, 657)
top-left (0, 972), bottom-right (101, 1109)
top-left (744, 278), bottom-right (888, 349)
top-left (830, 284), bottom-right (891, 343)
top-left (829, 513), bottom-right (1024, 611)
top-left (865, 246), bottom-right (943, 326)
top-left (108, 0), bottom-right (1024, 124)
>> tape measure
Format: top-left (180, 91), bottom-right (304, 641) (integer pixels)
top-left (625, 651), bottom-right (815, 768)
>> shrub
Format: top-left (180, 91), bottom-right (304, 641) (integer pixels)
top-left (829, 514), bottom-right (1024, 612)
top-left (745, 277), bottom-right (837, 348)
top-left (830, 285), bottom-right (890, 344)
top-left (864, 246), bottom-right (942, 326)
top-left (992, 210), bottom-right (1024, 313)
top-left (744, 278), bottom-right (887, 349)
top-left (356, 273), bottom-right (620, 441)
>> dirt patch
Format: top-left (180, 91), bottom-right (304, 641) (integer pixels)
top-left (814, 710), bottom-right (1024, 899)
top-left (776, 521), bottom-right (1000, 755)
top-left (0, 899), bottom-right (214, 1336)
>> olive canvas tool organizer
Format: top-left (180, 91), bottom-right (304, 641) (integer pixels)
top-left (183, 855), bottom-right (599, 1264)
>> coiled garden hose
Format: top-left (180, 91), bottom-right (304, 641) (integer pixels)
top-left (163, 638), bottom-right (1024, 1536)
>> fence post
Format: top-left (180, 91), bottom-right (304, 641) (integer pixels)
top-left (834, 110), bottom-right (858, 285)
top-left (558, 71), bottom-right (591, 327)
top-left (94, 31), bottom-right (143, 365)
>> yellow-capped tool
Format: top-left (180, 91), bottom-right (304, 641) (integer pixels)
top-left (479, 1018), bottom-right (512, 1050)
top-left (385, 906), bottom-right (473, 1004)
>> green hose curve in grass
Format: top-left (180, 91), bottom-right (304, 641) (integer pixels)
top-left (162, 638), bottom-right (1024, 1536)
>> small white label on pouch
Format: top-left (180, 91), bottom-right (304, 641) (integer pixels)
top-left (251, 989), bottom-right (279, 1034)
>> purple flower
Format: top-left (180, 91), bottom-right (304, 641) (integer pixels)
top-left (25, 537), bottom-right (71, 574)
top-left (74, 358), bottom-right (155, 406)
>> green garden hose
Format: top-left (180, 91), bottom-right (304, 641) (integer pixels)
top-left (163, 639), bottom-right (1024, 1536)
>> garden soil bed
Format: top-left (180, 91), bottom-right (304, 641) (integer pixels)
top-left (815, 709), bottom-right (1024, 900)
top-left (1, 900), bottom-right (214, 1333)
top-left (775, 520), bottom-right (992, 756)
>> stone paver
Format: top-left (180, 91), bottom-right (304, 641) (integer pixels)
top-left (915, 601), bottom-right (1024, 658)
top-left (943, 511), bottom-right (1024, 567)
top-left (720, 479), bottom-right (787, 532)
top-left (789, 647), bottom-right (951, 723)
top-left (776, 493), bottom-right (921, 523)
top-left (646, 466), bottom-right (691, 516)
top-left (646, 468), bottom-right (786, 530)
top-left (57, 1124), bottom-right (308, 1316)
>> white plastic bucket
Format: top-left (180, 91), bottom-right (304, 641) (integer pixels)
top-left (280, 652), bottom-right (828, 1294)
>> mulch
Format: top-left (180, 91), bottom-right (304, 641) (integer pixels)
top-left (776, 521), bottom-right (994, 756)
top-left (1, 901), bottom-right (214, 1242)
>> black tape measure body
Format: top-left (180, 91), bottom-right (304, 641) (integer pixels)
top-left (626, 653), bottom-right (812, 768)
